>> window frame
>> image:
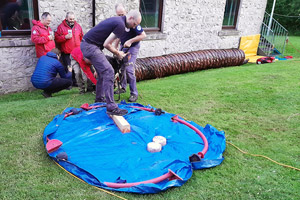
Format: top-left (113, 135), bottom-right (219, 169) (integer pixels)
top-left (222, 0), bottom-right (240, 30)
top-left (0, 0), bottom-right (39, 37)
top-left (139, 0), bottom-right (163, 32)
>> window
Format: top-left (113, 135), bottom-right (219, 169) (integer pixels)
top-left (140, 0), bottom-right (163, 31)
top-left (222, 0), bottom-right (240, 29)
top-left (0, 0), bottom-right (39, 37)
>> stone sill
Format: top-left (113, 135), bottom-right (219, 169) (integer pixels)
top-left (144, 32), bottom-right (167, 41)
top-left (0, 33), bottom-right (167, 47)
top-left (218, 29), bottom-right (240, 36)
top-left (0, 37), bottom-right (34, 48)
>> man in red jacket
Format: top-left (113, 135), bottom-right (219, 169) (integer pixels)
top-left (31, 12), bottom-right (55, 58)
top-left (55, 12), bottom-right (83, 69)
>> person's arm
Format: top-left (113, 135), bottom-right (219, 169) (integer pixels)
top-left (31, 26), bottom-right (50, 44)
top-left (103, 33), bottom-right (126, 60)
top-left (55, 24), bottom-right (72, 43)
top-left (123, 31), bottom-right (146, 48)
top-left (57, 60), bottom-right (72, 79)
top-left (54, 25), bottom-right (67, 43)
top-left (113, 38), bottom-right (121, 50)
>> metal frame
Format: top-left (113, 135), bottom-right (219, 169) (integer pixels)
top-left (139, 0), bottom-right (163, 32)
top-left (222, 0), bottom-right (240, 29)
top-left (0, 0), bottom-right (39, 37)
top-left (259, 12), bottom-right (288, 56)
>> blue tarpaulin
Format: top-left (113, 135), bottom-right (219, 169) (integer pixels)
top-left (43, 102), bottom-right (226, 194)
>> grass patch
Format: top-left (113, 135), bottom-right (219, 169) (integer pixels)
top-left (1, 45), bottom-right (300, 199)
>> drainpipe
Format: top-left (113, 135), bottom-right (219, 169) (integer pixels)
top-left (267, 0), bottom-right (276, 36)
top-left (92, 0), bottom-right (95, 27)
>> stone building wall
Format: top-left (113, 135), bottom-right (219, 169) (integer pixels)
top-left (138, 0), bottom-right (267, 57)
top-left (0, 0), bottom-right (267, 94)
top-left (0, 40), bottom-right (38, 93)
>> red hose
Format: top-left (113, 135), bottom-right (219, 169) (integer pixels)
top-left (64, 112), bottom-right (74, 118)
top-left (104, 169), bottom-right (182, 188)
top-left (131, 106), bottom-right (208, 158)
top-left (171, 115), bottom-right (208, 158)
top-left (103, 108), bottom-right (207, 189)
top-left (130, 106), bottom-right (154, 112)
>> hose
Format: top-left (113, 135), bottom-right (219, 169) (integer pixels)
top-left (135, 48), bottom-right (245, 81)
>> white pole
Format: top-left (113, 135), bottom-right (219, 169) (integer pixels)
top-left (267, 0), bottom-right (276, 36)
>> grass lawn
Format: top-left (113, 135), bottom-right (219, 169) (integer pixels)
top-left (1, 39), bottom-right (300, 199)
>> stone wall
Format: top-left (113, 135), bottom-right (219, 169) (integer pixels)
top-left (0, 40), bottom-right (38, 94)
top-left (39, 0), bottom-right (93, 34)
top-left (139, 0), bottom-right (267, 57)
top-left (0, 0), bottom-right (267, 94)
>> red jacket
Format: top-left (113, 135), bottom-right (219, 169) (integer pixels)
top-left (31, 20), bottom-right (55, 58)
top-left (55, 20), bottom-right (83, 54)
top-left (71, 47), bottom-right (97, 85)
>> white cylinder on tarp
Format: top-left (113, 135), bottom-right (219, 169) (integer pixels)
top-left (153, 136), bottom-right (167, 146)
top-left (147, 142), bottom-right (162, 153)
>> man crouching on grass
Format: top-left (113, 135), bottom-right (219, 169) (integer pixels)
top-left (31, 48), bottom-right (72, 98)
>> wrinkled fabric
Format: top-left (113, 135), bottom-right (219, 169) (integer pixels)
top-left (44, 102), bottom-right (226, 194)
top-left (71, 47), bottom-right (97, 85)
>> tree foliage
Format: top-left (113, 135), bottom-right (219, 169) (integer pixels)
top-left (266, 0), bottom-right (300, 35)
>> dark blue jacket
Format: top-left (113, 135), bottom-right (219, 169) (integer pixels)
top-left (31, 52), bottom-right (72, 89)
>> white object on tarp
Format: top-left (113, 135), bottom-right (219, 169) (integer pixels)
top-left (147, 142), bottom-right (162, 153)
top-left (109, 115), bottom-right (130, 133)
top-left (153, 136), bottom-right (167, 146)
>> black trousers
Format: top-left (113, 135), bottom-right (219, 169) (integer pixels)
top-left (61, 53), bottom-right (71, 69)
top-left (61, 52), bottom-right (77, 86)
top-left (44, 77), bottom-right (72, 94)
